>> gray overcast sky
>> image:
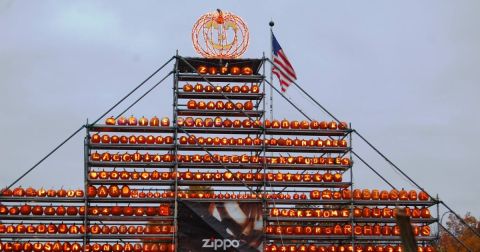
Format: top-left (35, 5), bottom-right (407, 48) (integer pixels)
top-left (0, 1), bottom-right (479, 217)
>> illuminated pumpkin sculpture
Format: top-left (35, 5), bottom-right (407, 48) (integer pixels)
top-left (192, 9), bottom-right (249, 59)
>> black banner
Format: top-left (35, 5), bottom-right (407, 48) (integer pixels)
top-left (178, 201), bottom-right (263, 252)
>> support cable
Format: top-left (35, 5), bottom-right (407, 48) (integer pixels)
top-left (115, 71), bottom-right (174, 119)
top-left (92, 56), bottom-right (175, 125)
top-left (439, 202), bottom-right (480, 238)
top-left (438, 222), bottom-right (473, 252)
top-left (3, 56), bottom-right (175, 190)
top-left (350, 151), bottom-right (397, 190)
top-left (266, 58), bottom-right (480, 239)
top-left (264, 79), bottom-right (311, 121)
top-left (353, 130), bottom-right (426, 192)
top-left (5, 125), bottom-right (86, 191)
top-left (265, 59), bottom-right (341, 122)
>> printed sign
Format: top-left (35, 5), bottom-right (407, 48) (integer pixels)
top-left (178, 201), bottom-right (263, 252)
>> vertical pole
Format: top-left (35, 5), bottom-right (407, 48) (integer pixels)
top-left (267, 24), bottom-right (274, 248)
top-left (172, 51), bottom-right (179, 252)
top-left (83, 123), bottom-right (89, 251)
top-left (349, 123), bottom-right (355, 249)
top-left (269, 21), bottom-right (274, 121)
top-left (267, 22), bottom-right (274, 247)
top-left (436, 194), bottom-right (440, 243)
top-left (261, 55), bottom-right (268, 250)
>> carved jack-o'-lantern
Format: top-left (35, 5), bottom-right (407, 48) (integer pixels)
top-left (206, 101), bottom-right (215, 110)
top-left (208, 66), bottom-right (218, 75)
top-left (197, 66), bottom-right (208, 74)
top-left (211, 117), bottom-right (222, 127)
top-left (194, 83), bottom-right (203, 92)
top-left (139, 116), bottom-right (149, 126)
top-left (242, 66), bottom-right (253, 75)
top-left (161, 117), bottom-right (170, 127)
top-left (230, 66), bottom-right (241, 75)
top-left (183, 83), bottom-right (193, 92)
top-left (223, 118), bottom-right (232, 127)
top-left (202, 117), bottom-right (213, 127)
top-left (187, 100), bottom-right (197, 109)
top-left (216, 101), bottom-right (225, 110)
top-left (251, 84), bottom-right (260, 93)
top-left (105, 116), bottom-right (116, 125)
top-left (418, 191), bottom-right (429, 201)
top-left (244, 101), bottom-right (254, 110)
top-left (221, 85), bottom-right (231, 93)
top-left (271, 120), bottom-right (280, 129)
top-left (116, 116), bottom-right (127, 126)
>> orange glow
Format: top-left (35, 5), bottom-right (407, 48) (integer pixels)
top-left (192, 10), bottom-right (249, 59)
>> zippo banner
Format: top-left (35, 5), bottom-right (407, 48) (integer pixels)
top-left (178, 201), bottom-right (263, 252)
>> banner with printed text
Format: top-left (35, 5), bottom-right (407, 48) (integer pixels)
top-left (178, 201), bottom-right (263, 252)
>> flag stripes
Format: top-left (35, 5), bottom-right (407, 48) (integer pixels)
top-left (272, 33), bottom-right (297, 92)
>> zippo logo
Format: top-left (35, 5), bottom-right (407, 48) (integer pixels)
top-left (202, 239), bottom-right (240, 250)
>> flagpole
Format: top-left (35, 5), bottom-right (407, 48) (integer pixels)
top-left (269, 20), bottom-right (274, 121)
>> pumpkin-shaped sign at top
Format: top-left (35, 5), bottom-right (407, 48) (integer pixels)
top-left (192, 9), bottom-right (249, 59)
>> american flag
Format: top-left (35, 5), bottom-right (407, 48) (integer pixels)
top-left (272, 33), bottom-right (297, 92)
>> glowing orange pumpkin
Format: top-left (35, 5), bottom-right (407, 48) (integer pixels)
top-left (251, 84), bottom-right (260, 93)
top-left (230, 66), bottom-right (241, 75)
top-left (105, 116), bottom-right (116, 125)
top-left (187, 100), bottom-right (197, 109)
top-left (128, 115), bottom-right (137, 126)
top-left (242, 66), bottom-right (253, 75)
top-left (197, 66), bottom-right (208, 74)
top-left (183, 83), bottom-right (193, 92)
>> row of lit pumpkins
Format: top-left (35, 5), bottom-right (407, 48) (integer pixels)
top-left (89, 170), bottom-right (343, 182)
top-left (310, 189), bottom-right (429, 201)
top-left (86, 185), bottom-right (304, 200)
top-left (264, 244), bottom-right (435, 252)
top-left (0, 204), bottom-right (170, 217)
top-left (3, 204), bottom-right (430, 220)
top-left (186, 99), bottom-right (255, 110)
top-left (0, 223), bottom-right (174, 235)
top-left (103, 116), bottom-right (348, 131)
top-left (90, 152), bottom-right (352, 165)
top-left (183, 83), bottom-right (259, 93)
top-left (74, 205), bottom-right (430, 220)
top-left (85, 185), bottom-right (429, 202)
top-left (176, 117), bottom-right (347, 130)
top-left (196, 65), bottom-right (254, 75)
top-left (1, 187), bottom-right (83, 198)
top-left (0, 224), bottom-right (432, 237)
top-left (91, 134), bottom-right (348, 148)
top-left (183, 136), bottom-right (347, 147)
top-left (265, 224), bottom-right (431, 236)
top-left (0, 242), bottom-right (175, 252)
top-left (0, 243), bottom-right (437, 252)
top-left (1, 186), bottom-right (429, 202)
top-left (270, 207), bottom-right (431, 219)
top-left (105, 116), bottom-right (169, 127)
